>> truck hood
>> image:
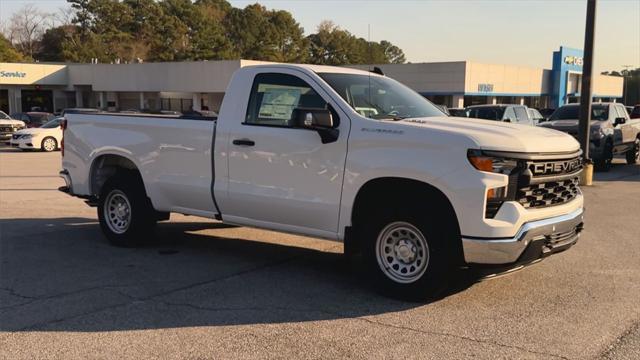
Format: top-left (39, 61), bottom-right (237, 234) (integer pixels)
top-left (539, 119), bottom-right (602, 133)
top-left (396, 116), bottom-right (580, 153)
top-left (0, 119), bottom-right (25, 127)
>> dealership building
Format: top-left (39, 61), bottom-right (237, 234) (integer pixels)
top-left (0, 47), bottom-right (623, 115)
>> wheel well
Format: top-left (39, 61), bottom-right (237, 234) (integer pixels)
top-left (90, 154), bottom-right (141, 196)
top-left (348, 177), bottom-right (463, 263)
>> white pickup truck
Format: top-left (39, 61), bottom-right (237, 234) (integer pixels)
top-left (60, 64), bottom-right (585, 299)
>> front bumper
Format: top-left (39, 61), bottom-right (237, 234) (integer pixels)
top-left (9, 138), bottom-right (36, 149)
top-left (462, 207), bottom-right (584, 264)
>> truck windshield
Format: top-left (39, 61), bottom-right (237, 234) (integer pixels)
top-left (318, 73), bottom-right (445, 120)
top-left (550, 105), bottom-right (609, 121)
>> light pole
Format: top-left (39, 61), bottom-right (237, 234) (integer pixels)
top-left (578, 0), bottom-right (597, 185)
top-left (622, 65), bottom-right (632, 105)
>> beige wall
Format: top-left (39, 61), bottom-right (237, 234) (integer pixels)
top-left (593, 74), bottom-right (623, 97)
top-left (68, 60), bottom-right (246, 93)
top-left (0, 63), bottom-right (68, 85)
top-left (348, 62), bottom-right (467, 93)
top-left (464, 61), bottom-right (550, 95)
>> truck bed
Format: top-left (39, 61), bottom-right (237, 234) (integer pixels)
top-left (63, 112), bottom-right (219, 217)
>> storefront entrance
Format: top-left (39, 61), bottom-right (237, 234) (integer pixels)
top-left (0, 90), bottom-right (8, 113)
top-left (21, 90), bottom-right (53, 113)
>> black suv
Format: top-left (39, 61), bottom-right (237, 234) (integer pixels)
top-left (540, 103), bottom-right (640, 171)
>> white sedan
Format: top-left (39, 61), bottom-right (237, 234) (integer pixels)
top-left (10, 118), bottom-right (63, 152)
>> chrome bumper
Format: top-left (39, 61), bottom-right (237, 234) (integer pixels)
top-left (462, 208), bottom-right (584, 264)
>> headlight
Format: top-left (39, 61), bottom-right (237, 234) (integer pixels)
top-left (21, 134), bottom-right (32, 139)
top-left (467, 150), bottom-right (521, 218)
top-left (467, 150), bottom-right (519, 175)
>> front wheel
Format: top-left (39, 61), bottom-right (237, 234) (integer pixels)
top-left (626, 138), bottom-right (640, 165)
top-left (98, 174), bottom-right (157, 247)
top-left (41, 137), bottom-right (57, 152)
top-left (362, 206), bottom-right (456, 301)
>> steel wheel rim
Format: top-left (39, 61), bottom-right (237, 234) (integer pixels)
top-left (43, 138), bottom-right (55, 151)
top-left (376, 222), bottom-right (430, 284)
top-left (104, 190), bottom-right (132, 234)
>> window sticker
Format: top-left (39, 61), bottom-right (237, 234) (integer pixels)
top-left (258, 87), bottom-right (302, 120)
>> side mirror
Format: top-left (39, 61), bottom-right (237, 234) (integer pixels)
top-left (291, 108), bottom-right (339, 144)
top-left (504, 118), bottom-right (513, 123)
top-left (614, 117), bottom-right (626, 126)
top-left (292, 108), bottom-right (334, 129)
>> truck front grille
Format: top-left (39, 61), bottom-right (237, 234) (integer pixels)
top-left (517, 176), bottom-right (580, 209)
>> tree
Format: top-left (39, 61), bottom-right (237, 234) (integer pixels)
top-left (0, 34), bottom-right (26, 62)
top-left (307, 21), bottom-right (405, 65)
top-left (307, 21), bottom-right (359, 65)
top-left (225, 4), bottom-right (308, 62)
top-left (265, 10), bottom-right (308, 62)
top-left (380, 40), bottom-right (406, 64)
top-left (37, 25), bottom-right (74, 61)
top-left (5, 4), bottom-right (54, 59)
top-left (161, 0), bottom-right (233, 61)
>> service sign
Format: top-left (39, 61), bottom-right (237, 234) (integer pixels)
top-left (0, 70), bottom-right (27, 78)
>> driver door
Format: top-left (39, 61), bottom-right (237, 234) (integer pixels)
top-left (224, 71), bottom-right (350, 236)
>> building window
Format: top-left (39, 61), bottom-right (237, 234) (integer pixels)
top-left (161, 98), bottom-right (194, 112)
top-left (463, 95), bottom-right (487, 107)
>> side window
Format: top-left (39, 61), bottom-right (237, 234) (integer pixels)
top-left (245, 73), bottom-right (327, 126)
top-left (503, 107), bottom-right (516, 122)
top-left (514, 107), bottom-right (530, 123)
top-left (615, 105), bottom-right (628, 119)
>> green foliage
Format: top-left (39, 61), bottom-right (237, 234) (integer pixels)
top-left (307, 21), bottom-right (406, 65)
top-left (27, 1), bottom-right (407, 65)
top-left (0, 35), bottom-right (27, 62)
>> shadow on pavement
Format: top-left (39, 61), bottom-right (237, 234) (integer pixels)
top-left (0, 217), bottom-right (479, 332)
top-left (593, 160), bottom-right (640, 183)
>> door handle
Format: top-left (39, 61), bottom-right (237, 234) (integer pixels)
top-left (232, 139), bottom-right (255, 146)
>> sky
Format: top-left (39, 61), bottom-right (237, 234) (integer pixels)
top-left (1, 0), bottom-right (638, 72)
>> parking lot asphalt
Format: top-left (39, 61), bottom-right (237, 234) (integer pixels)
top-left (0, 147), bottom-right (639, 359)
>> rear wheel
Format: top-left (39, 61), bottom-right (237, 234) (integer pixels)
top-left (41, 137), bottom-right (57, 152)
top-left (98, 173), bottom-right (156, 247)
top-left (361, 200), bottom-right (457, 301)
top-left (625, 138), bottom-right (640, 165)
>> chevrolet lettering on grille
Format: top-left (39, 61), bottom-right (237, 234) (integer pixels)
top-left (529, 158), bottom-right (582, 176)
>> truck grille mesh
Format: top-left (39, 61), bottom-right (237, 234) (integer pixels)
top-left (517, 177), bottom-right (580, 209)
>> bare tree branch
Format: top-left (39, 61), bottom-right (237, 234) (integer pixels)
top-left (7, 4), bottom-right (54, 58)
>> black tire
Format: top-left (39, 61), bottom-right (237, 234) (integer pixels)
top-left (360, 199), bottom-right (457, 301)
top-left (41, 137), bottom-right (57, 152)
top-left (98, 172), bottom-right (157, 247)
top-left (594, 141), bottom-right (613, 172)
top-left (625, 138), bottom-right (640, 165)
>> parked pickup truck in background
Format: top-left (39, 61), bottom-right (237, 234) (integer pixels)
top-left (60, 64), bottom-right (585, 300)
top-left (540, 103), bottom-right (640, 171)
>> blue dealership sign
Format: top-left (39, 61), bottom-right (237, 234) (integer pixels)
top-left (551, 46), bottom-right (584, 108)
